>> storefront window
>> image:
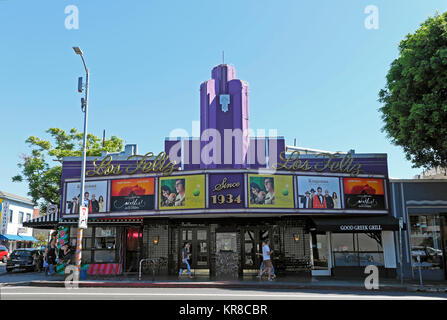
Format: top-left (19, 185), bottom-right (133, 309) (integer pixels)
top-left (410, 215), bottom-right (443, 271)
top-left (332, 233), bottom-right (384, 267)
top-left (69, 226), bottom-right (117, 263)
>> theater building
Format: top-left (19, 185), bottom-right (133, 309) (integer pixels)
top-left (27, 64), bottom-right (401, 278)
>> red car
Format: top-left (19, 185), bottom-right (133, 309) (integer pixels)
top-left (0, 245), bottom-right (9, 263)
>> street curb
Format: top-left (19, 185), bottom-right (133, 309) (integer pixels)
top-left (14, 280), bottom-right (418, 293)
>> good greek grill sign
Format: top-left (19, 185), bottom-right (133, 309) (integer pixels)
top-left (339, 224), bottom-right (382, 231)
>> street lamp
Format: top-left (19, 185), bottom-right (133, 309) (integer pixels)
top-left (73, 46), bottom-right (90, 277)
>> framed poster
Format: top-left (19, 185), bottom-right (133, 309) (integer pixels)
top-left (343, 178), bottom-right (385, 210)
top-left (209, 174), bottom-right (244, 209)
top-left (297, 176), bottom-right (341, 209)
top-left (111, 178), bottom-right (155, 211)
top-left (65, 181), bottom-right (108, 214)
top-left (159, 175), bottom-right (205, 210)
top-left (248, 174), bottom-right (294, 208)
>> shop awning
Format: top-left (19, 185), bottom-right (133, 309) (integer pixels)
top-left (310, 215), bottom-right (405, 233)
top-left (23, 212), bottom-right (59, 229)
top-left (0, 234), bottom-right (22, 241)
top-left (19, 235), bottom-right (38, 242)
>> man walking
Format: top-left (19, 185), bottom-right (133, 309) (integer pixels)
top-left (262, 239), bottom-right (274, 281)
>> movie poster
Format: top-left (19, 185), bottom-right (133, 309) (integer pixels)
top-left (343, 178), bottom-right (385, 210)
top-left (111, 178), bottom-right (155, 211)
top-left (65, 181), bottom-right (108, 214)
top-left (159, 175), bottom-right (205, 210)
top-left (248, 175), bottom-right (294, 208)
top-left (297, 176), bottom-right (341, 209)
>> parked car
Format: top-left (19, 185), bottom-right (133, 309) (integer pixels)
top-left (0, 245), bottom-right (9, 263)
top-left (6, 248), bottom-right (42, 272)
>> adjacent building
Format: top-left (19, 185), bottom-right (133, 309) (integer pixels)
top-left (0, 190), bottom-right (37, 251)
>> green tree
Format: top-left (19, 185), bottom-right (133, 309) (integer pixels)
top-left (379, 12), bottom-right (447, 170)
top-left (33, 232), bottom-right (49, 248)
top-left (13, 128), bottom-right (123, 212)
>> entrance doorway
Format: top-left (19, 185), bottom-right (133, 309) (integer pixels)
top-left (241, 227), bottom-right (271, 272)
top-left (310, 232), bottom-right (331, 276)
top-left (124, 227), bottom-right (142, 273)
top-left (179, 228), bottom-right (210, 271)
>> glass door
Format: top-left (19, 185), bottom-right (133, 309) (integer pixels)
top-left (179, 228), bottom-right (210, 270)
top-left (241, 227), bottom-right (271, 271)
top-left (311, 232), bottom-right (331, 276)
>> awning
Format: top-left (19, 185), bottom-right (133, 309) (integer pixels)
top-left (19, 235), bottom-right (38, 242)
top-left (0, 234), bottom-right (22, 241)
top-left (310, 215), bottom-right (405, 233)
top-left (23, 212), bottom-right (59, 229)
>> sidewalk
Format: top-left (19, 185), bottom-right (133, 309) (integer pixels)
top-left (7, 273), bottom-right (447, 293)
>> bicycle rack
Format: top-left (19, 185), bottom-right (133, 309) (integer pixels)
top-left (138, 258), bottom-right (156, 281)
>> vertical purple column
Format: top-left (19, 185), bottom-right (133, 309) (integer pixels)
top-left (200, 64), bottom-right (249, 169)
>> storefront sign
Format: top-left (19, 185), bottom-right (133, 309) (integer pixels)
top-left (209, 174), bottom-right (244, 209)
top-left (248, 174), bottom-right (294, 208)
top-left (339, 224), bottom-right (383, 231)
top-left (159, 175), bottom-right (205, 210)
top-left (86, 152), bottom-right (177, 177)
top-left (343, 178), bottom-right (385, 210)
top-left (297, 176), bottom-right (341, 209)
top-left (111, 178), bottom-right (155, 211)
top-left (274, 151), bottom-right (362, 177)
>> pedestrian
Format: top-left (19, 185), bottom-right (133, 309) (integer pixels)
top-left (262, 239), bottom-right (274, 281)
top-left (59, 244), bottom-right (73, 265)
top-left (178, 242), bottom-right (193, 279)
top-left (257, 241), bottom-right (276, 279)
top-left (44, 236), bottom-right (58, 276)
top-left (32, 251), bottom-right (41, 272)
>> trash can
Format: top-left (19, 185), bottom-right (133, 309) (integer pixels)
top-left (80, 268), bottom-right (87, 280)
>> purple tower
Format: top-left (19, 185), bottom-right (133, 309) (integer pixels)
top-left (200, 64), bottom-right (250, 169)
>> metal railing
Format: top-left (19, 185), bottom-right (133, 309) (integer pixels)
top-left (138, 257), bottom-right (168, 281)
top-left (139, 258), bottom-right (156, 281)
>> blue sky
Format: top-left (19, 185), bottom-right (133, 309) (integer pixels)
top-left (1, 0), bottom-right (446, 199)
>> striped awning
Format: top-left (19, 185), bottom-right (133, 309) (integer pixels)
top-left (23, 212), bottom-right (59, 228)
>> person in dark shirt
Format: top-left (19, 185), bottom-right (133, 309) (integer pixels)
top-left (325, 190), bottom-right (334, 209)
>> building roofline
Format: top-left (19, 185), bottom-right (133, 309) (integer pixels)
top-left (0, 191), bottom-right (34, 206)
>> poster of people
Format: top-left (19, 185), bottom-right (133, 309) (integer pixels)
top-left (248, 175), bottom-right (294, 208)
top-left (65, 181), bottom-right (108, 214)
top-left (111, 178), bottom-right (155, 212)
top-left (159, 175), bottom-right (205, 210)
top-left (343, 178), bottom-right (385, 210)
top-left (297, 176), bottom-right (341, 209)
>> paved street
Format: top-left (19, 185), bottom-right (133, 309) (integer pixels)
top-left (1, 286), bottom-right (446, 300)
top-left (1, 262), bottom-right (447, 300)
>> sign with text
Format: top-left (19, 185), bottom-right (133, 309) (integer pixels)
top-left (343, 178), bottom-right (385, 210)
top-left (65, 181), bottom-right (108, 215)
top-left (111, 178), bottom-right (155, 211)
top-left (79, 206), bottom-right (88, 229)
top-left (159, 175), bottom-right (205, 210)
top-left (297, 176), bottom-right (341, 209)
top-left (248, 174), bottom-right (294, 208)
top-left (209, 174), bottom-right (245, 209)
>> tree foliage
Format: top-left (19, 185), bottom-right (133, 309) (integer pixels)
top-left (379, 12), bottom-right (447, 169)
top-left (13, 128), bottom-right (123, 212)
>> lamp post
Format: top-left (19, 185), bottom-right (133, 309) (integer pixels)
top-left (73, 46), bottom-right (89, 277)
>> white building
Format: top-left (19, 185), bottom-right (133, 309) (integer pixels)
top-left (0, 190), bottom-right (36, 251)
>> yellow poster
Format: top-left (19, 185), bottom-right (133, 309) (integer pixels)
top-left (159, 175), bottom-right (205, 210)
top-left (248, 174), bottom-right (294, 208)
